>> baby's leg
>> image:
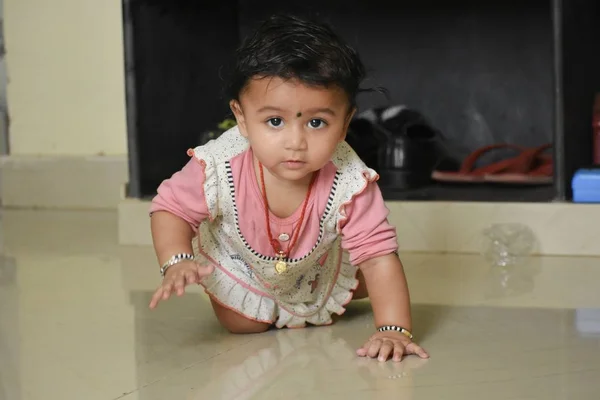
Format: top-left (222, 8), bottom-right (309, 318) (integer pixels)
top-left (209, 297), bottom-right (271, 334)
top-left (330, 270), bottom-right (369, 324)
top-left (353, 270), bottom-right (369, 300)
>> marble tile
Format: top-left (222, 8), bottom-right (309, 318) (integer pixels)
top-left (388, 202), bottom-right (449, 253)
top-left (391, 201), bottom-right (600, 256)
top-left (1, 209), bottom-right (600, 400)
top-left (441, 202), bottom-right (600, 256)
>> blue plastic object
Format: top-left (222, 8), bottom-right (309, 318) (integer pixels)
top-left (572, 168), bottom-right (600, 203)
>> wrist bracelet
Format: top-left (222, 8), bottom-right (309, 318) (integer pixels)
top-left (378, 325), bottom-right (413, 339)
top-left (160, 253), bottom-right (195, 277)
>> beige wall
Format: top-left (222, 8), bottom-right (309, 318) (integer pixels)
top-left (4, 0), bottom-right (128, 156)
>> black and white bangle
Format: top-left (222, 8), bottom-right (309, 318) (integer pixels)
top-left (378, 325), bottom-right (413, 339)
top-left (160, 253), bottom-right (195, 277)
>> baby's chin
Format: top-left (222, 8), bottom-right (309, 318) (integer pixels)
top-left (268, 165), bottom-right (317, 185)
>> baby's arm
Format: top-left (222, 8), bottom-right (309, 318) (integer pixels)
top-left (151, 211), bottom-right (195, 266)
top-left (148, 158), bottom-right (214, 308)
top-left (358, 253), bottom-right (412, 335)
top-left (357, 253), bottom-right (429, 361)
top-left (340, 182), bottom-right (429, 362)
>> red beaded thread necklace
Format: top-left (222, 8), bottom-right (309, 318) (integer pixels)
top-left (258, 162), bottom-right (316, 274)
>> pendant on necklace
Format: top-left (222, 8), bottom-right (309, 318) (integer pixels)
top-left (275, 251), bottom-right (288, 274)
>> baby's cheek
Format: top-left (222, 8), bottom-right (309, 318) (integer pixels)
top-left (312, 143), bottom-right (338, 164)
top-left (252, 148), bottom-right (276, 167)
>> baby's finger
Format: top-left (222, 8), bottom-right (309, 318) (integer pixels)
top-left (393, 343), bottom-right (405, 362)
top-left (356, 340), bottom-right (371, 357)
top-left (367, 339), bottom-right (382, 358)
top-left (149, 287), bottom-right (164, 309)
top-left (378, 340), bottom-right (394, 362)
top-left (162, 280), bottom-right (174, 300)
top-left (406, 343), bottom-right (430, 359)
top-left (196, 263), bottom-right (215, 279)
top-left (356, 348), bottom-right (367, 357)
top-left (173, 275), bottom-right (186, 296)
top-left (185, 270), bottom-right (198, 285)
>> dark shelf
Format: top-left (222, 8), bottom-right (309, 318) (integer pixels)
top-left (122, 0), bottom-right (600, 202)
top-left (381, 183), bottom-right (555, 202)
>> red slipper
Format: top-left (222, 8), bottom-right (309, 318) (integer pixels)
top-left (431, 144), bottom-right (525, 183)
top-left (483, 144), bottom-right (553, 184)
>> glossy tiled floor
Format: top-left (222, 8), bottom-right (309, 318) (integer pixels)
top-left (1, 209), bottom-right (599, 400)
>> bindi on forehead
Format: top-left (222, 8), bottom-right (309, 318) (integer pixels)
top-left (296, 112), bottom-right (302, 118)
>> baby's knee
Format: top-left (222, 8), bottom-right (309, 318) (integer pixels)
top-left (209, 297), bottom-right (271, 334)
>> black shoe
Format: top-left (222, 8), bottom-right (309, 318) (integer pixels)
top-left (350, 106), bottom-right (453, 190)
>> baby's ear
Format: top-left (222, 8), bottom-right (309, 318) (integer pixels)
top-left (229, 100), bottom-right (248, 137)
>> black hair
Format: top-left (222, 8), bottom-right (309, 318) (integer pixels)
top-left (226, 14), bottom-right (367, 108)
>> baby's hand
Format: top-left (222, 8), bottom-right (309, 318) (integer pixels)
top-left (356, 331), bottom-right (429, 362)
top-left (148, 261), bottom-right (214, 309)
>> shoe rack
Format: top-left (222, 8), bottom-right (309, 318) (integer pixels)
top-left (121, 0), bottom-right (600, 202)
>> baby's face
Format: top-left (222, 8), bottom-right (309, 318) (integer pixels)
top-left (231, 76), bottom-right (354, 184)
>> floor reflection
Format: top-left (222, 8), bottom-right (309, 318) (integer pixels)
top-left (0, 254), bottom-right (20, 400)
top-left (483, 256), bottom-right (542, 299)
top-left (1, 209), bottom-right (600, 399)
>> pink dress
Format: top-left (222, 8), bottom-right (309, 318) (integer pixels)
top-left (151, 126), bottom-right (398, 328)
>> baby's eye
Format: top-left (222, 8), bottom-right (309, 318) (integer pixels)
top-left (267, 118), bottom-right (284, 128)
top-left (308, 119), bottom-right (327, 129)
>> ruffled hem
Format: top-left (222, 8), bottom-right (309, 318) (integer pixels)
top-left (336, 169), bottom-right (379, 235)
top-left (187, 126), bottom-right (250, 221)
top-left (187, 148), bottom-right (219, 222)
top-left (200, 264), bottom-right (277, 324)
top-left (328, 140), bottom-right (380, 235)
top-left (275, 256), bottom-right (359, 329)
top-left (199, 253), bottom-right (359, 329)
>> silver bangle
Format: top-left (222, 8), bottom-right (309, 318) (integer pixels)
top-left (160, 253), bottom-right (195, 277)
top-left (378, 325), bottom-right (413, 339)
